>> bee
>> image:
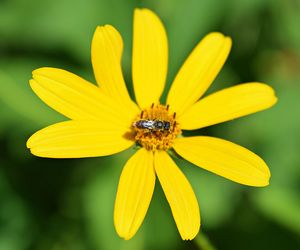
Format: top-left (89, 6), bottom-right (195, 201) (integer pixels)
top-left (133, 119), bottom-right (171, 131)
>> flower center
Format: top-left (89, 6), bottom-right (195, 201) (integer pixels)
top-left (132, 104), bottom-right (181, 151)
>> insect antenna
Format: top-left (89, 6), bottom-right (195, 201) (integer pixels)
top-left (166, 104), bottom-right (169, 111)
top-left (173, 121), bottom-right (176, 132)
top-left (173, 112), bottom-right (176, 119)
top-left (151, 103), bottom-right (154, 108)
top-left (140, 110), bottom-right (144, 118)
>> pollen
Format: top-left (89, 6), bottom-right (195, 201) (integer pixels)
top-left (132, 104), bottom-right (181, 151)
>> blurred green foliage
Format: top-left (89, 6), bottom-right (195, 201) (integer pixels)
top-left (1, 0), bottom-right (300, 249)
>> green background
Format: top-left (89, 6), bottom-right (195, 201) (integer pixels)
top-left (0, 0), bottom-right (300, 249)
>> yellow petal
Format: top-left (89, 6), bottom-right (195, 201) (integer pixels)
top-left (154, 151), bottom-right (200, 240)
top-left (179, 83), bottom-right (277, 130)
top-left (27, 121), bottom-right (133, 158)
top-left (30, 67), bottom-right (136, 126)
top-left (91, 25), bottom-right (138, 113)
top-left (167, 32), bottom-right (232, 116)
top-left (114, 148), bottom-right (155, 240)
top-left (132, 8), bottom-right (168, 109)
top-left (173, 136), bottom-right (271, 186)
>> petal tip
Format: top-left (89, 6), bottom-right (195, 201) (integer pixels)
top-left (93, 26), bottom-right (106, 39)
top-left (257, 180), bottom-right (270, 187)
top-left (225, 36), bottom-right (232, 46)
top-left (26, 137), bottom-right (33, 148)
top-left (273, 95), bottom-right (278, 104)
top-left (134, 8), bottom-right (160, 20)
top-left (262, 171), bottom-right (271, 187)
top-left (134, 8), bottom-right (142, 16)
top-left (26, 132), bottom-right (40, 150)
top-left (114, 223), bottom-right (135, 241)
top-left (180, 228), bottom-right (200, 241)
top-left (32, 68), bottom-right (42, 78)
top-left (95, 24), bottom-right (116, 33)
top-left (28, 147), bottom-right (41, 157)
top-left (270, 91), bottom-right (278, 107)
top-left (207, 31), bottom-right (225, 37)
top-left (94, 25), bottom-right (102, 32)
top-left (246, 168), bottom-right (271, 187)
top-left (28, 78), bottom-right (40, 94)
top-left (205, 33), bottom-right (232, 51)
top-left (32, 67), bottom-right (51, 76)
top-left (181, 227), bottom-right (201, 240)
top-left (29, 78), bottom-right (35, 86)
top-left (256, 83), bottom-right (279, 108)
top-left (205, 32), bottom-right (226, 40)
top-left (135, 7), bottom-right (151, 13)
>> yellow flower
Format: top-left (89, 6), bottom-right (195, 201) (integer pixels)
top-left (27, 8), bottom-right (277, 240)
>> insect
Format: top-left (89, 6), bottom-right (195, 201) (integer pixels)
top-left (133, 119), bottom-right (171, 131)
